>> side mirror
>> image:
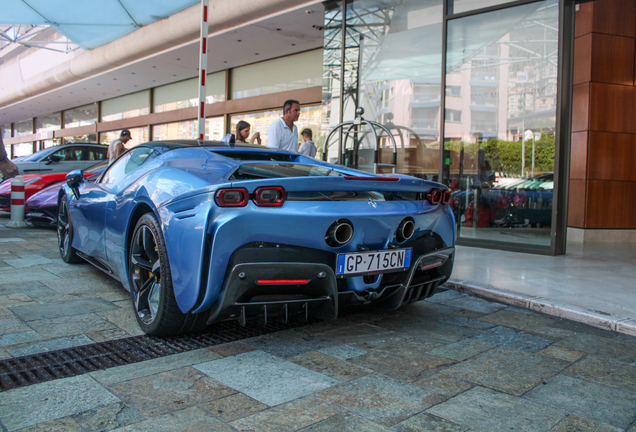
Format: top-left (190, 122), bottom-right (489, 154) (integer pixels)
top-left (45, 155), bottom-right (61, 165)
top-left (66, 170), bottom-right (84, 198)
top-left (221, 133), bottom-right (236, 147)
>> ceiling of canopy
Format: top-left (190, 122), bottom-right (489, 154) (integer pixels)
top-left (1, 0), bottom-right (200, 49)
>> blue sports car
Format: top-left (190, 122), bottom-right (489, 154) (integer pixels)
top-left (58, 138), bottom-right (456, 335)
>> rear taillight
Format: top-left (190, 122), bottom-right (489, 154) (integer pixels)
top-left (215, 188), bottom-right (249, 207)
top-left (442, 190), bottom-right (451, 205)
top-left (253, 187), bottom-right (286, 207)
top-left (426, 189), bottom-right (443, 205)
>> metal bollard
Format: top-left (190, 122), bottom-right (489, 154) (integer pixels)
top-left (6, 175), bottom-right (28, 228)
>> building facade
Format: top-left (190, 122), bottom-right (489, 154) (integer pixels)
top-left (1, 0), bottom-right (633, 254)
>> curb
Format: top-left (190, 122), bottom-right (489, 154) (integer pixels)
top-left (445, 278), bottom-right (636, 338)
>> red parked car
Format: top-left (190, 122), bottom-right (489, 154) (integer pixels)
top-left (0, 161), bottom-right (106, 212)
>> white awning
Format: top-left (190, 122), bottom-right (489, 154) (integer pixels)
top-left (1, 0), bottom-right (200, 49)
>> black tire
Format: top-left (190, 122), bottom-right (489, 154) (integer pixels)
top-left (57, 195), bottom-right (82, 264)
top-left (128, 213), bottom-right (208, 336)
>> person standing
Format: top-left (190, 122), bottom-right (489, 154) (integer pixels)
top-left (267, 99), bottom-right (300, 152)
top-left (0, 135), bottom-right (18, 180)
top-left (298, 128), bottom-right (317, 157)
top-left (235, 121), bottom-right (261, 144)
top-left (107, 129), bottom-right (132, 163)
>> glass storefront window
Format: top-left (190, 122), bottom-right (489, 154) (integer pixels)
top-left (152, 120), bottom-right (196, 140)
top-left (206, 117), bottom-right (225, 141)
top-left (15, 119), bottom-right (34, 137)
top-left (229, 106), bottom-right (324, 156)
top-left (1, 124), bottom-right (11, 139)
top-left (41, 139), bottom-right (60, 149)
top-left (151, 118), bottom-right (224, 141)
top-left (321, 1), bottom-right (444, 175)
top-left (12, 143), bottom-right (34, 158)
top-left (231, 50), bottom-right (323, 99)
top-left (448, 0), bottom-right (516, 15)
top-left (101, 91), bottom-right (150, 122)
top-left (63, 104), bottom-right (97, 128)
top-left (100, 127), bottom-right (149, 150)
top-left (36, 113), bottom-right (61, 133)
top-left (443, 0), bottom-right (558, 248)
top-left (62, 134), bottom-right (98, 144)
top-left (334, 0), bottom-right (444, 179)
top-left (153, 72), bottom-right (226, 113)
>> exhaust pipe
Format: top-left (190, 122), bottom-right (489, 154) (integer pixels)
top-left (396, 218), bottom-right (415, 243)
top-left (326, 220), bottom-right (353, 247)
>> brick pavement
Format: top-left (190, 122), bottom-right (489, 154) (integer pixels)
top-left (0, 221), bottom-right (635, 431)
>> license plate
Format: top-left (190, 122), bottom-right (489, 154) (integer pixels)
top-left (336, 248), bottom-right (411, 276)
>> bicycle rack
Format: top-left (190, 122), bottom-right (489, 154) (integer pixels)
top-left (322, 107), bottom-right (398, 174)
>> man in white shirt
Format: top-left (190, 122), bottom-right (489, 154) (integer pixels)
top-left (298, 128), bottom-right (317, 157)
top-left (107, 129), bottom-right (132, 163)
top-left (267, 99), bottom-right (300, 152)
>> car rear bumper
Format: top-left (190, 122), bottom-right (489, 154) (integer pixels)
top-left (205, 246), bottom-right (454, 326)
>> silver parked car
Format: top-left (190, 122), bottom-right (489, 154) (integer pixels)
top-left (14, 143), bottom-right (108, 175)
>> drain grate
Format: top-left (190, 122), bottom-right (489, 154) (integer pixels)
top-left (0, 319), bottom-right (312, 392)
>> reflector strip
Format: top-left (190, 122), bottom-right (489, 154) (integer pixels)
top-left (257, 280), bottom-right (310, 285)
top-left (343, 176), bottom-right (399, 181)
top-left (420, 261), bottom-right (443, 271)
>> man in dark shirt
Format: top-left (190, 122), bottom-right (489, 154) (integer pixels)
top-left (0, 136), bottom-right (18, 180)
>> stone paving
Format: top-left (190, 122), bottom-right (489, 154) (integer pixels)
top-left (1, 220), bottom-right (636, 431)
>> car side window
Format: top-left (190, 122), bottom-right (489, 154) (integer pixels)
top-left (101, 147), bottom-right (157, 184)
top-left (83, 148), bottom-right (107, 161)
top-left (51, 148), bottom-right (69, 159)
top-left (63, 147), bottom-right (83, 161)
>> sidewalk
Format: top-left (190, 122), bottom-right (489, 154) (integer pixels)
top-left (1, 219), bottom-right (635, 431)
top-left (448, 243), bottom-right (636, 337)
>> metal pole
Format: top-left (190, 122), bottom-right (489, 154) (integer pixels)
top-left (551, 0), bottom-right (575, 256)
top-left (197, 0), bottom-right (209, 142)
top-left (439, 0), bottom-right (448, 186)
top-left (532, 135), bottom-right (535, 176)
top-left (337, 0), bottom-right (348, 164)
top-left (521, 119), bottom-right (525, 177)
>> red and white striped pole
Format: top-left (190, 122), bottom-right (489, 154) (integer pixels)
top-left (6, 175), bottom-right (28, 228)
top-left (197, 0), bottom-right (209, 143)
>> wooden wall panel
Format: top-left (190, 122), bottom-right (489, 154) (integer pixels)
top-left (574, 2), bottom-right (593, 38)
top-left (570, 131), bottom-right (588, 180)
top-left (568, 179), bottom-right (587, 228)
top-left (571, 83), bottom-right (590, 132)
top-left (590, 0), bottom-right (636, 37)
top-left (570, 0), bottom-right (636, 230)
top-left (590, 34), bottom-right (635, 85)
top-left (588, 132), bottom-right (636, 181)
top-left (586, 180), bottom-right (636, 228)
top-left (589, 83), bottom-right (634, 133)
top-left (573, 33), bottom-right (592, 85)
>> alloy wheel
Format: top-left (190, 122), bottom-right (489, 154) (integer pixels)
top-left (57, 199), bottom-right (70, 257)
top-left (130, 225), bottom-right (162, 325)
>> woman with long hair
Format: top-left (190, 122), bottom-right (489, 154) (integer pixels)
top-left (235, 121), bottom-right (261, 144)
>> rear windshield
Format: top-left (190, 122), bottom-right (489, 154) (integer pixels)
top-left (212, 150), bottom-right (294, 162)
top-left (230, 163), bottom-right (345, 180)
